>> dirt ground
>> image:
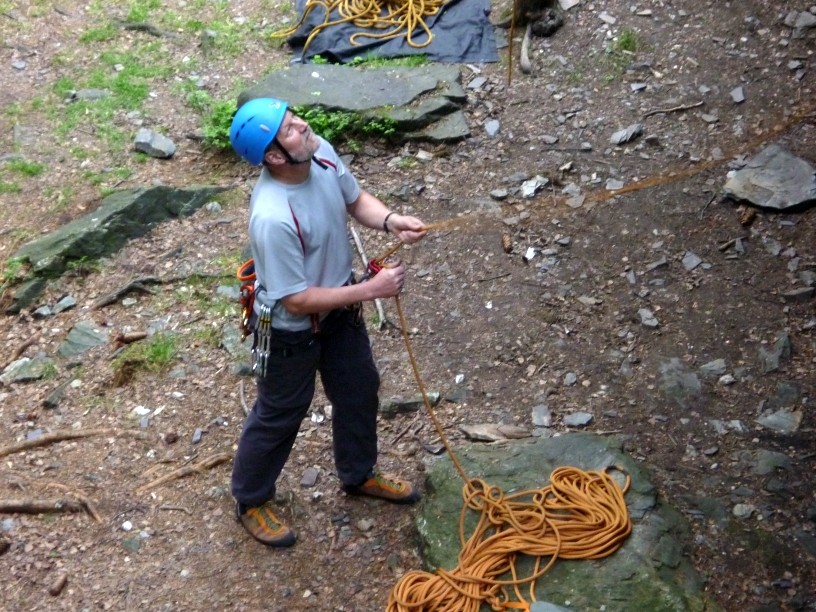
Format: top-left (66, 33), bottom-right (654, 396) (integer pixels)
top-left (1, 0), bottom-right (815, 610)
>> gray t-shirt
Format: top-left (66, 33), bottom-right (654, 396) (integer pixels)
top-left (248, 137), bottom-right (361, 331)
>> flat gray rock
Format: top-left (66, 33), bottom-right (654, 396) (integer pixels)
top-left (723, 144), bottom-right (816, 210)
top-left (238, 63), bottom-right (464, 111)
top-left (418, 434), bottom-right (719, 611)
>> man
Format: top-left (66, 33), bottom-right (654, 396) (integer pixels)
top-left (229, 97), bottom-right (427, 547)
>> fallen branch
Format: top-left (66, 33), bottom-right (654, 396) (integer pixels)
top-left (643, 100), bottom-right (704, 119)
top-left (349, 226), bottom-right (389, 330)
top-left (1, 332), bottom-right (41, 371)
top-left (0, 428), bottom-right (144, 460)
top-left (136, 452), bottom-right (233, 493)
top-left (46, 483), bottom-right (102, 523)
top-left (0, 499), bottom-right (93, 516)
top-left (92, 273), bottom-right (227, 310)
top-left (92, 277), bottom-right (159, 309)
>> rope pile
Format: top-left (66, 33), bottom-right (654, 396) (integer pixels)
top-left (368, 245), bottom-right (633, 611)
top-left (272, 0), bottom-right (450, 58)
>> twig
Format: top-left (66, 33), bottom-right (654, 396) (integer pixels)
top-left (390, 414), bottom-right (423, 446)
top-left (349, 226), bottom-right (389, 330)
top-left (159, 505), bottom-right (192, 514)
top-left (46, 483), bottom-right (102, 523)
top-left (718, 236), bottom-right (748, 252)
top-left (643, 100), bottom-right (704, 119)
top-left (478, 272), bottom-right (512, 283)
top-left (0, 428), bottom-right (145, 460)
top-left (699, 193), bottom-right (717, 219)
top-left (239, 380), bottom-right (250, 416)
top-left (136, 452), bottom-right (233, 493)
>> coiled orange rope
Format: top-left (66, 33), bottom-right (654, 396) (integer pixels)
top-left (372, 245), bottom-right (632, 611)
top-left (272, 0), bottom-right (449, 59)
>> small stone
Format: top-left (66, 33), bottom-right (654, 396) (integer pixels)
top-left (730, 86), bottom-right (746, 103)
top-left (599, 11), bottom-right (617, 25)
top-left (638, 308), bottom-right (659, 328)
top-left (300, 466), bottom-right (320, 487)
top-left (732, 503), bottom-right (756, 519)
top-left (682, 251), bottom-right (703, 271)
top-left (484, 120), bottom-right (500, 137)
top-left (563, 411), bottom-right (593, 427)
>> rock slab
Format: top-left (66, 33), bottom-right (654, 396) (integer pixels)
top-left (419, 434), bottom-right (719, 611)
top-left (723, 144), bottom-right (816, 211)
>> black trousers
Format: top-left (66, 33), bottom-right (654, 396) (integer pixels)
top-left (231, 308), bottom-right (380, 507)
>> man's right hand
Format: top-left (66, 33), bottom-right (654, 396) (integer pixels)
top-left (367, 260), bottom-right (406, 299)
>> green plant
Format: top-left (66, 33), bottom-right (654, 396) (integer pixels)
top-left (1, 257), bottom-right (27, 283)
top-left (112, 332), bottom-right (178, 386)
top-left (347, 53), bottom-right (428, 68)
top-left (0, 181), bottom-right (21, 195)
top-left (66, 256), bottom-right (102, 276)
top-left (41, 361), bottom-right (59, 380)
top-left (126, 0), bottom-right (161, 22)
top-left (292, 106), bottom-right (397, 143)
top-left (311, 55), bottom-right (329, 65)
top-left (79, 25), bottom-right (118, 43)
top-left (192, 325), bottom-right (222, 348)
top-left (615, 28), bottom-right (638, 53)
top-left (6, 159), bottom-right (45, 177)
top-left (202, 99), bottom-right (238, 150)
top-left (396, 156), bottom-right (419, 169)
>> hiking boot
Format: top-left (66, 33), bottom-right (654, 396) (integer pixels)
top-left (236, 501), bottom-right (296, 547)
top-left (342, 469), bottom-right (421, 504)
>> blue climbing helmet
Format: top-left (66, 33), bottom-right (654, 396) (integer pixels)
top-left (230, 97), bottom-right (288, 165)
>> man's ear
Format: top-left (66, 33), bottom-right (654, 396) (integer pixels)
top-left (263, 146), bottom-right (285, 166)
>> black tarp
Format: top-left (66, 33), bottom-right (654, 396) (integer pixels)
top-left (287, 0), bottom-right (498, 64)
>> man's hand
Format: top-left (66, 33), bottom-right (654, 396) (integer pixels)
top-left (367, 260), bottom-right (406, 299)
top-left (387, 214), bottom-right (427, 244)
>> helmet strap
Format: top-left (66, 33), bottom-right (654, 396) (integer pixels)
top-left (273, 138), bottom-right (311, 165)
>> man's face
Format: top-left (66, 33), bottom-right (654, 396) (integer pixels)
top-left (273, 111), bottom-right (319, 163)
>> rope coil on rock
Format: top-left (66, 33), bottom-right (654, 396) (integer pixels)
top-left (272, 0), bottom-right (450, 59)
top-left (367, 254), bottom-right (633, 611)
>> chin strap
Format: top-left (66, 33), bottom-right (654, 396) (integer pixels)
top-left (273, 138), bottom-right (312, 165)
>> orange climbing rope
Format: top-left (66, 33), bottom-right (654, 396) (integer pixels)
top-left (272, 0), bottom-right (449, 60)
top-left (370, 243), bottom-right (633, 611)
